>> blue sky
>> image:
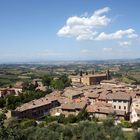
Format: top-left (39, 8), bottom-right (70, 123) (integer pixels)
top-left (0, 0), bottom-right (140, 62)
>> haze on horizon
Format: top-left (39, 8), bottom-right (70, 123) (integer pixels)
top-left (0, 0), bottom-right (140, 63)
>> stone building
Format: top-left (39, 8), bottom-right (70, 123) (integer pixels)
top-left (130, 98), bottom-right (140, 122)
top-left (61, 102), bottom-right (87, 116)
top-left (11, 96), bottom-right (60, 119)
top-left (111, 93), bottom-right (132, 113)
top-left (70, 70), bottom-right (110, 86)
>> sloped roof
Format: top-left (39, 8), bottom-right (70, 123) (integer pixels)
top-left (111, 92), bottom-right (131, 101)
top-left (61, 102), bottom-right (87, 110)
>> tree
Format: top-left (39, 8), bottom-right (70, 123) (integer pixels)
top-left (20, 119), bottom-right (37, 129)
top-left (45, 115), bottom-right (57, 124)
top-left (0, 112), bottom-right (127, 140)
top-left (103, 118), bottom-right (126, 140)
top-left (132, 120), bottom-right (140, 129)
top-left (59, 74), bottom-right (71, 88)
top-left (103, 117), bottom-right (114, 131)
top-left (0, 98), bottom-right (5, 108)
top-left (80, 71), bottom-right (83, 76)
top-left (63, 126), bottom-right (73, 139)
top-left (1, 118), bottom-right (25, 140)
top-left (22, 81), bottom-right (30, 91)
top-left (42, 75), bottom-right (53, 87)
top-left (0, 112), bottom-right (8, 140)
top-left (0, 112), bottom-right (6, 125)
top-left (34, 81), bottom-right (39, 88)
top-left (51, 79), bottom-right (64, 90)
top-left (5, 95), bottom-right (21, 110)
top-left (57, 114), bottom-right (65, 123)
top-left (120, 119), bottom-right (132, 128)
top-left (133, 132), bottom-right (140, 140)
top-left (77, 108), bottom-right (88, 121)
top-left (85, 71), bottom-right (88, 75)
top-left (66, 114), bottom-right (77, 123)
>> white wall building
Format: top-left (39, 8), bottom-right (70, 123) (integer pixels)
top-left (130, 98), bottom-right (140, 123)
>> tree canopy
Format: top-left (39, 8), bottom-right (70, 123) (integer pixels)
top-left (0, 117), bottom-right (127, 140)
top-left (42, 74), bottom-right (71, 90)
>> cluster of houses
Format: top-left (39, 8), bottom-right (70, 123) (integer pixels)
top-left (1, 71), bottom-right (140, 123)
top-left (0, 79), bottom-right (48, 98)
top-left (0, 87), bottom-right (22, 97)
top-left (11, 77), bottom-right (140, 123)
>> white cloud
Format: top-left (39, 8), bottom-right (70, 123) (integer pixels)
top-left (119, 41), bottom-right (132, 46)
top-left (80, 49), bottom-right (95, 54)
top-left (96, 29), bottom-right (138, 40)
top-left (103, 48), bottom-right (113, 52)
top-left (57, 7), bottom-right (111, 40)
top-left (57, 7), bottom-right (138, 41)
top-left (81, 12), bottom-right (88, 17)
top-left (80, 49), bottom-right (90, 53)
top-left (94, 7), bottom-right (110, 16)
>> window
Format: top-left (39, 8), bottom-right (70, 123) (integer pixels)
top-left (114, 105), bottom-right (116, 109)
top-left (124, 106), bottom-right (126, 110)
top-left (119, 106), bottom-right (121, 109)
top-left (123, 101), bottom-right (127, 103)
